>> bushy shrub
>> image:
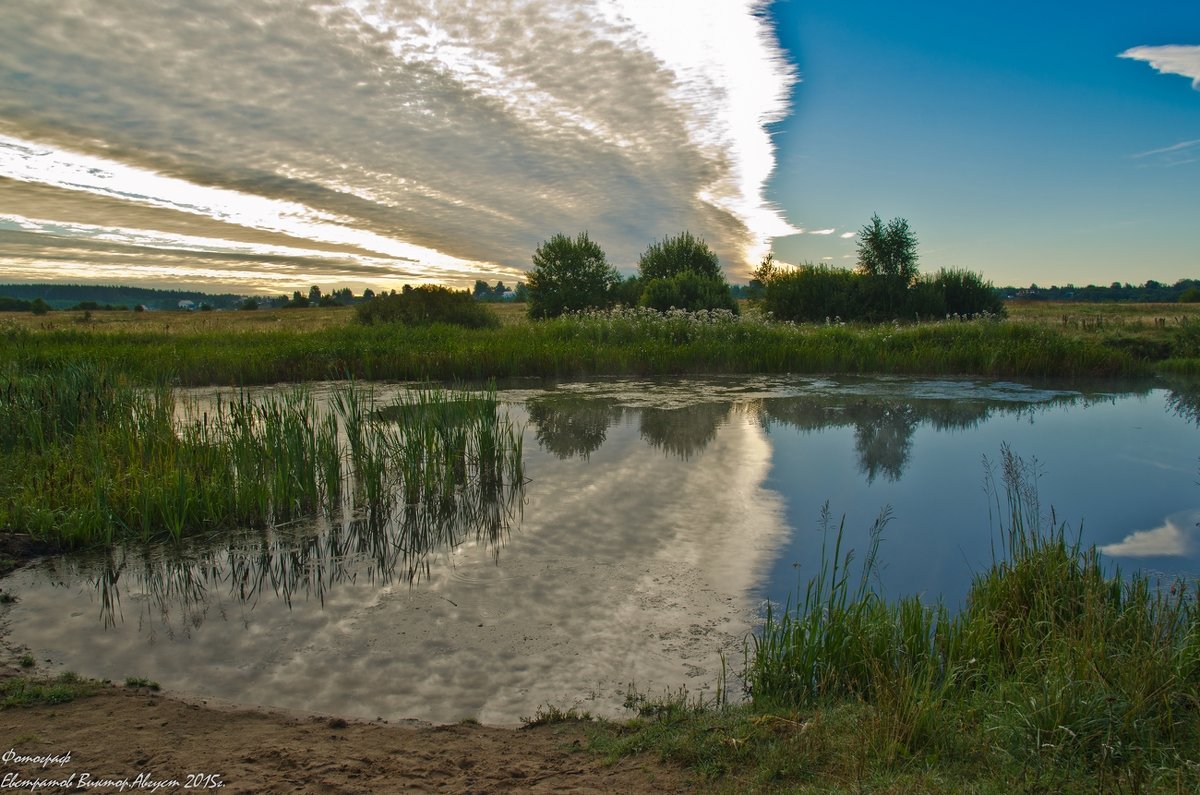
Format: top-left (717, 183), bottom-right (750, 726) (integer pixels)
top-left (759, 264), bottom-right (862, 322)
top-left (930, 268), bottom-right (1006, 318)
top-left (355, 286), bottom-right (499, 328)
top-left (761, 263), bottom-right (1006, 323)
top-left (640, 272), bottom-right (739, 314)
top-left (527, 232), bottom-right (620, 319)
top-left (1180, 287), bottom-right (1200, 303)
top-left (904, 278), bottom-right (947, 319)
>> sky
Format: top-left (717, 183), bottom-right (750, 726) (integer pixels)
top-left (0, 0), bottom-right (1196, 295)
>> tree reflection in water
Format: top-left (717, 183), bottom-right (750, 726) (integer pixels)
top-left (525, 396), bottom-right (623, 459)
top-left (639, 402), bottom-right (733, 461)
top-left (1164, 376), bottom-right (1200, 426)
top-left (524, 378), bottom-right (1173, 484)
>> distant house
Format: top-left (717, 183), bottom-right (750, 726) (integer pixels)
top-left (178, 300), bottom-right (195, 310)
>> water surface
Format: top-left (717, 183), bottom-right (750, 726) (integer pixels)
top-left (3, 375), bottom-right (1198, 724)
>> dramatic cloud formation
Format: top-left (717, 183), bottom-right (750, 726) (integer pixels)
top-left (0, 0), bottom-right (797, 291)
top-left (1120, 44), bottom-right (1200, 89)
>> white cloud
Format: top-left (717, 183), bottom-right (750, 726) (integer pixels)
top-left (1099, 511), bottom-right (1200, 558)
top-left (1120, 45), bottom-right (1200, 89)
top-left (1131, 138), bottom-right (1200, 167)
top-left (810, 228), bottom-right (836, 235)
top-left (0, 0), bottom-right (799, 288)
top-left (1133, 139), bottom-right (1200, 158)
top-left (839, 231), bottom-right (855, 239)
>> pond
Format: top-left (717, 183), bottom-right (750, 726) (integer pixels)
top-left (3, 375), bottom-right (1198, 725)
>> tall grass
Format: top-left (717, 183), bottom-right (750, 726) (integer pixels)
top-left (748, 445), bottom-right (1200, 789)
top-left (0, 363), bottom-right (524, 548)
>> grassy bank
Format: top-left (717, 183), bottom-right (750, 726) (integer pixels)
top-left (585, 447), bottom-right (1200, 793)
top-left (1, 306), bottom-right (1161, 385)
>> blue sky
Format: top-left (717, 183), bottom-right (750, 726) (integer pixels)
top-left (765, 0), bottom-right (1200, 286)
top-left (0, 1), bottom-right (1195, 292)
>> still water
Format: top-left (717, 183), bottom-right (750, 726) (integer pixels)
top-left (3, 375), bottom-right (1198, 724)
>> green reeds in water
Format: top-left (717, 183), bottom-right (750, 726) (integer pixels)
top-left (0, 364), bottom-right (525, 550)
top-left (748, 444), bottom-right (1200, 785)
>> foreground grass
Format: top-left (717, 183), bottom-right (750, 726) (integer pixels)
top-left (0, 672), bottom-right (98, 708)
top-left (579, 448), bottom-right (1200, 793)
top-left (1, 306), bottom-right (1164, 385)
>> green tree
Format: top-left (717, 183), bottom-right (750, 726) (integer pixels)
top-left (30, 298), bottom-right (50, 316)
top-left (637, 231), bottom-right (722, 282)
top-left (855, 214), bottom-right (919, 317)
top-left (527, 232), bottom-right (620, 319)
top-left (856, 214), bottom-right (919, 287)
top-left (637, 231), bottom-right (736, 313)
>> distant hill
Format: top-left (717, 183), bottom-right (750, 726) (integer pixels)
top-left (0, 284), bottom-right (250, 311)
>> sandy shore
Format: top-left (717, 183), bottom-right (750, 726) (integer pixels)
top-left (0, 668), bottom-right (695, 794)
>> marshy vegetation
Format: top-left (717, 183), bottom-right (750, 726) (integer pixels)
top-left (0, 362), bottom-right (523, 549)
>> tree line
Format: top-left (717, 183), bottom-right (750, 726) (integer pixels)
top-left (517, 217), bottom-right (1006, 323)
top-left (525, 230), bottom-right (740, 318)
top-left (1000, 280), bottom-right (1200, 303)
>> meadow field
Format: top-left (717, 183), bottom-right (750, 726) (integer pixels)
top-left (7, 297), bottom-right (1200, 333)
top-left (4, 300), bottom-right (1198, 386)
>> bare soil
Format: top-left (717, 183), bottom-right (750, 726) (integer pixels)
top-left (0, 671), bottom-right (696, 794)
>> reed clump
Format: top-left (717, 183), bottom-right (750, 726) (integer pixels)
top-left (746, 445), bottom-right (1199, 790)
top-left (0, 363), bottom-right (523, 547)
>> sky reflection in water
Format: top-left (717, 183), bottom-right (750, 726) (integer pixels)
top-left (3, 375), bottom-right (1198, 724)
